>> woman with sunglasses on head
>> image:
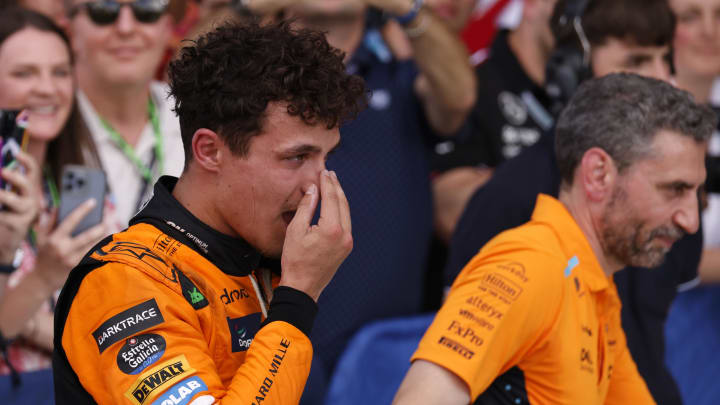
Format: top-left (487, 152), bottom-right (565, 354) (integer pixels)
top-left (65, 0), bottom-right (185, 228)
top-left (0, 6), bottom-right (110, 391)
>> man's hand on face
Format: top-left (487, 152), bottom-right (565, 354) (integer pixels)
top-left (279, 170), bottom-right (353, 302)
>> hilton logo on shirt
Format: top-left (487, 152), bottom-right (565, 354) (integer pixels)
top-left (479, 273), bottom-right (523, 302)
top-left (227, 313), bottom-right (261, 352)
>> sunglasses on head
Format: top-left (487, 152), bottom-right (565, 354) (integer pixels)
top-left (69, 0), bottom-right (168, 25)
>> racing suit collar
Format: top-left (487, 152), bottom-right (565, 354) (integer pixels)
top-left (131, 176), bottom-right (271, 277)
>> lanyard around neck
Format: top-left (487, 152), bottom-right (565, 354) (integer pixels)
top-left (44, 166), bottom-right (60, 208)
top-left (100, 98), bottom-right (164, 184)
top-left (28, 167), bottom-right (61, 249)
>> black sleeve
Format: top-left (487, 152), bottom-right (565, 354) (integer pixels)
top-left (443, 135), bottom-right (560, 286)
top-left (262, 286), bottom-right (318, 338)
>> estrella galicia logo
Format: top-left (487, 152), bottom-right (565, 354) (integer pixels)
top-left (93, 299), bottom-right (165, 353)
top-left (227, 313), bottom-right (261, 352)
top-left (177, 269), bottom-right (208, 310)
top-left (117, 333), bottom-right (166, 375)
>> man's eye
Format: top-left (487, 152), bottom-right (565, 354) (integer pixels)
top-left (53, 67), bottom-right (71, 78)
top-left (11, 70), bottom-right (32, 78)
top-left (668, 185), bottom-right (690, 197)
top-left (287, 154), bottom-right (306, 162)
top-left (625, 56), bottom-right (648, 68)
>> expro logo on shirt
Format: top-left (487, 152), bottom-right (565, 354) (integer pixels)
top-left (93, 299), bottom-right (165, 353)
top-left (227, 313), bottom-right (261, 352)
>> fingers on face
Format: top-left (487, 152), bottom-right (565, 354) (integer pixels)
top-left (319, 170), bottom-right (341, 227)
top-left (289, 183), bottom-right (319, 232)
top-left (329, 171), bottom-right (351, 234)
top-left (319, 171), bottom-right (352, 254)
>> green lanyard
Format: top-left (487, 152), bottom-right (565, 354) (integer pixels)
top-left (44, 166), bottom-right (60, 208)
top-left (100, 98), bottom-right (164, 184)
top-left (28, 167), bottom-right (60, 248)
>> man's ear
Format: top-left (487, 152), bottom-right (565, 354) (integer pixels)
top-left (191, 128), bottom-right (223, 173)
top-left (578, 147), bottom-right (616, 202)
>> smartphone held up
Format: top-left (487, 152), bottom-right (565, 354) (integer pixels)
top-left (58, 165), bottom-right (106, 237)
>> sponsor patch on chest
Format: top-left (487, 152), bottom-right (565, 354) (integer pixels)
top-left (227, 313), bottom-right (262, 352)
top-left (93, 299), bottom-right (165, 353)
top-left (124, 355), bottom-right (195, 405)
top-left (149, 376), bottom-right (209, 405)
top-left (117, 333), bottom-right (167, 375)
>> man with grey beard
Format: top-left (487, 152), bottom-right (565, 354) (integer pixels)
top-left (394, 73), bottom-right (717, 405)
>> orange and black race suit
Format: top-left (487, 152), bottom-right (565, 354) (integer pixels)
top-left (52, 176), bottom-right (317, 405)
top-left (412, 195), bottom-right (656, 404)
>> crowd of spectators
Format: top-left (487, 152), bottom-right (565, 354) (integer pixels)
top-left (0, 0), bottom-right (718, 404)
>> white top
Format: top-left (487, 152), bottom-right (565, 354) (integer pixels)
top-left (702, 78), bottom-right (720, 246)
top-left (77, 81), bottom-right (185, 227)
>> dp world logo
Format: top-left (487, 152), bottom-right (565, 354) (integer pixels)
top-left (226, 313), bottom-right (261, 352)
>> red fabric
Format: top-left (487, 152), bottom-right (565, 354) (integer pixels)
top-left (460, 0), bottom-right (514, 54)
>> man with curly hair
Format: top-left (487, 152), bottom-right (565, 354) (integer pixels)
top-left (233, 2), bottom-right (476, 401)
top-left (52, 21), bottom-right (366, 404)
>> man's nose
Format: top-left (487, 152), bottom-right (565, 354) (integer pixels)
top-left (673, 195), bottom-right (700, 235)
top-left (115, 5), bottom-right (138, 34)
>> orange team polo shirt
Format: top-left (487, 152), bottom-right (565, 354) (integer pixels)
top-left (412, 194), bottom-right (655, 405)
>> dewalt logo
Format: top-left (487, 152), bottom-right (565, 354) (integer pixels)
top-left (124, 355), bottom-right (195, 405)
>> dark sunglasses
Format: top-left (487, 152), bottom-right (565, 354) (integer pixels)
top-left (69, 0), bottom-right (168, 25)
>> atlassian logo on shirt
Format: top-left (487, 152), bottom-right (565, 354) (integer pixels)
top-left (227, 313), bottom-right (261, 352)
top-left (149, 376), bottom-right (213, 405)
top-left (93, 299), bottom-right (165, 353)
top-left (117, 333), bottom-right (167, 375)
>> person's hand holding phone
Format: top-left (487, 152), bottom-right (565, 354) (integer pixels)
top-left (0, 151), bottom-right (41, 265)
top-left (32, 199), bottom-right (107, 291)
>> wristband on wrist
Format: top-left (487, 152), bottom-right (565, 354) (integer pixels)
top-left (394, 0), bottom-right (424, 26)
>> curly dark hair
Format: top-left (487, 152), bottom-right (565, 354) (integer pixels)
top-left (168, 21), bottom-right (367, 165)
